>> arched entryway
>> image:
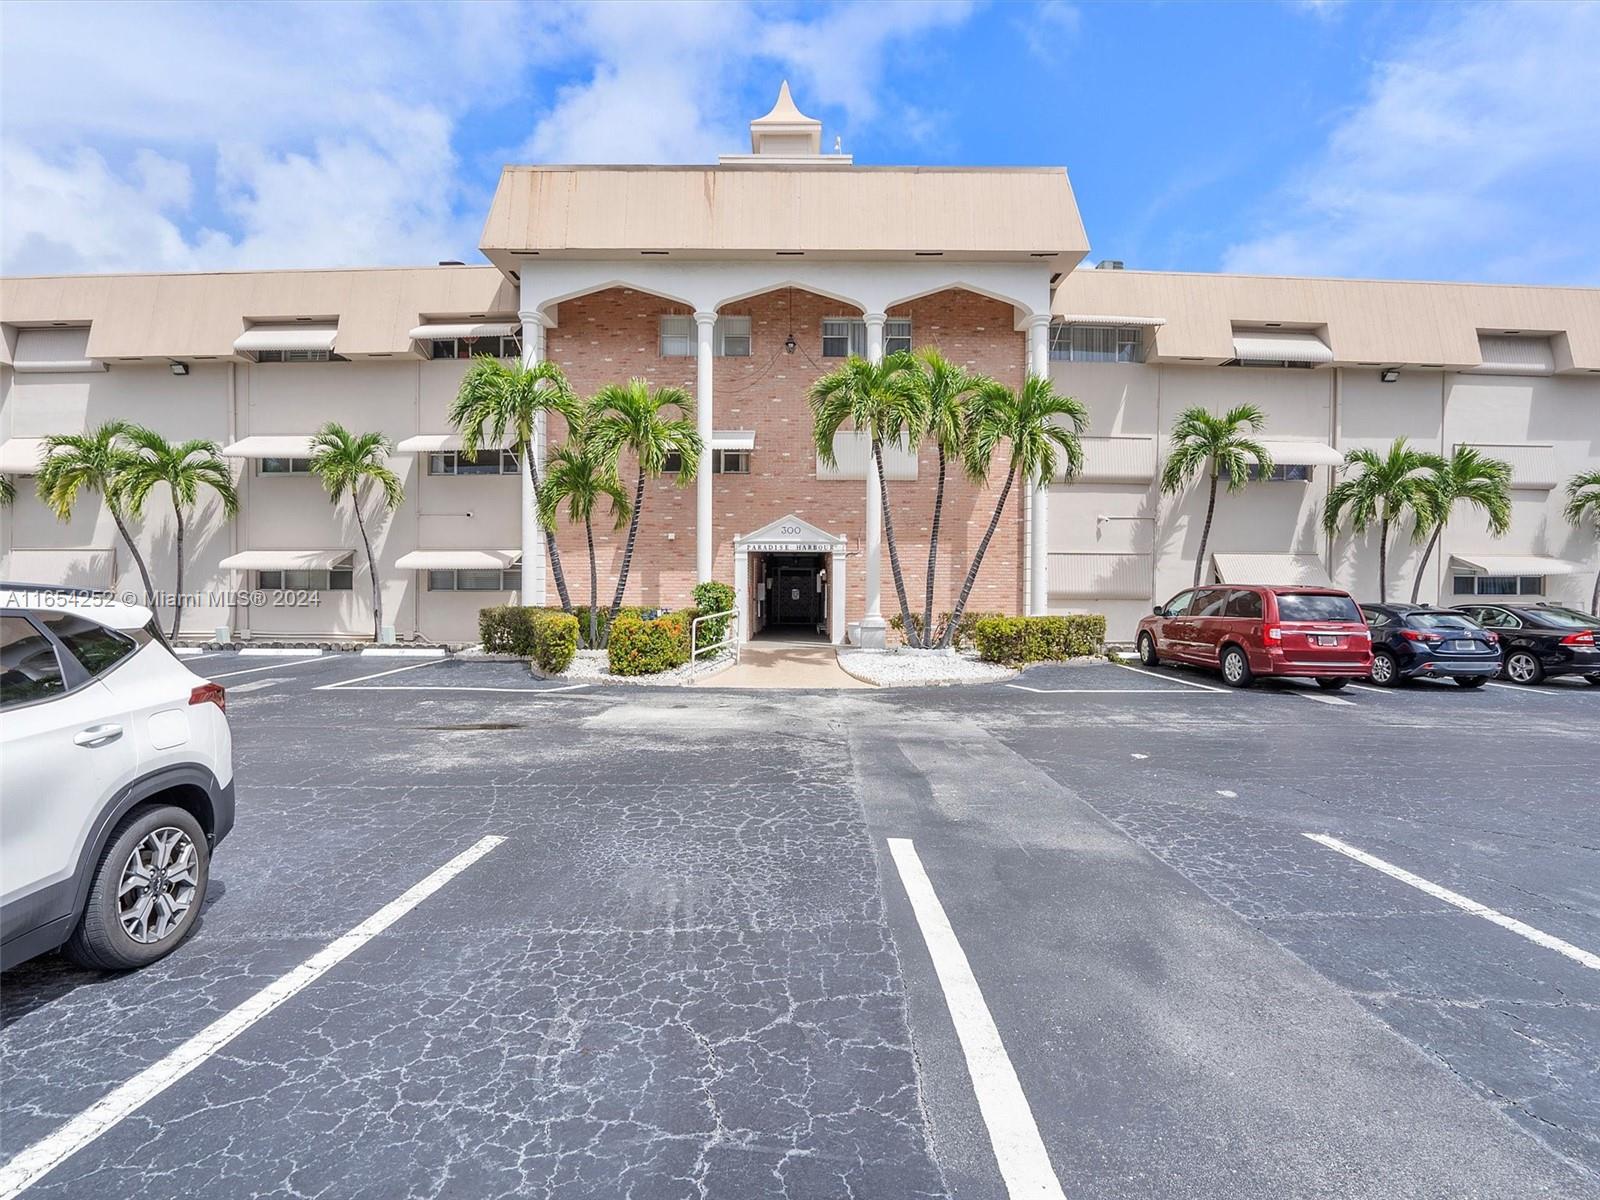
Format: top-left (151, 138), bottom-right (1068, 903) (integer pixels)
top-left (733, 515), bottom-right (848, 645)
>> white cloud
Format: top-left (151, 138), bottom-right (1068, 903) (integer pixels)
top-left (1019, 1), bottom-right (1080, 61)
top-left (1222, 2), bottom-right (1600, 283)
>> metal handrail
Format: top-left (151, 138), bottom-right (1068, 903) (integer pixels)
top-left (690, 607), bottom-right (739, 664)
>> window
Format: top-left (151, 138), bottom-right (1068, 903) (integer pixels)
top-left (256, 349), bottom-right (332, 363)
top-left (427, 450), bottom-right (518, 476)
top-left (1362, 607), bottom-right (1392, 627)
top-left (1223, 358), bottom-right (1315, 369)
top-left (713, 449), bottom-right (750, 475)
top-left (426, 569), bottom-right (518, 591)
top-left (40, 612), bottom-right (138, 676)
top-left (659, 316), bottom-right (753, 358)
top-left (659, 316), bottom-right (695, 357)
top-left (1472, 608), bottom-right (1521, 630)
top-left (717, 316), bottom-right (752, 357)
top-left (1275, 593), bottom-right (1362, 622)
top-left (260, 458), bottom-right (314, 475)
top-left (1, 615), bottom-right (65, 708)
top-left (257, 568), bottom-right (354, 591)
top-left (884, 319), bottom-right (912, 355)
top-left (1221, 462), bottom-right (1312, 483)
top-left (1049, 324), bottom-right (1142, 363)
top-left (1160, 590), bottom-right (1195, 617)
top-left (821, 318), bottom-right (867, 358)
top-left (1192, 589), bottom-right (1230, 618)
top-left (662, 451), bottom-right (684, 474)
top-left (1224, 590), bottom-right (1263, 619)
top-left (428, 334), bottom-right (521, 360)
top-left (1452, 574), bottom-right (1544, 596)
top-left (1406, 612), bottom-right (1475, 632)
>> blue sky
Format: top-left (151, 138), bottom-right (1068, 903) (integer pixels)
top-left (3, 0), bottom-right (1596, 284)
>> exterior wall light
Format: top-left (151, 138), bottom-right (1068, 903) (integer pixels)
top-left (1380, 368), bottom-right (1400, 383)
top-left (169, 361), bottom-right (190, 376)
top-left (784, 334), bottom-right (797, 354)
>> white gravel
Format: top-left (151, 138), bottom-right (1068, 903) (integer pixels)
top-left (555, 648), bottom-right (736, 687)
top-left (836, 647), bottom-right (1017, 687)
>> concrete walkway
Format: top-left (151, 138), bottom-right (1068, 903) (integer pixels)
top-left (695, 635), bottom-right (873, 689)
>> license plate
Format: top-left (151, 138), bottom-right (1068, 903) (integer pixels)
top-left (1313, 635), bottom-right (1339, 647)
top-left (1449, 640), bottom-right (1474, 651)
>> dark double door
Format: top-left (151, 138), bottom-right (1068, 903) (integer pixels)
top-left (767, 555), bottom-right (822, 628)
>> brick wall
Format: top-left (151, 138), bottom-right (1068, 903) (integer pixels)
top-left (545, 287), bottom-right (1027, 625)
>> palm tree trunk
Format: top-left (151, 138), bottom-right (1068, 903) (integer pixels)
top-left (352, 496), bottom-right (381, 642)
top-left (110, 506), bottom-right (156, 605)
top-left (527, 453), bottom-right (572, 612)
top-left (169, 506), bottom-right (186, 640)
top-left (943, 464), bottom-right (1017, 648)
top-left (1410, 524), bottom-right (1444, 604)
top-left (922, 446), bottom-right (946, 647)
top-left (1590, 564), bottom-right (1599, 617)
top-left (585, 516), bottom-right (599, 650)
top-left (873, 441), bottom-right (919, 647)
top-left (1378, 516), bottom-right (1390, 602)
top-left (1192, 469), bottom-right (1220, 588)
top-left (605, 467), bottom-right (648, 637)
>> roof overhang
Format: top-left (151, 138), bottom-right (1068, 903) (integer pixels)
top-left (394, 435), bottom-right (509, 453)
top-left (408, 321), bottom-right (519, 341)
top-left (218, 550), bottom-right (354, 570)
top-left (0, 437), bottom-right (50, 474)
top-left (233, 325), bottom-right (338, 356)
top-left (1231, 330), bottom-right (1333, 365)
top-left (711, 430), bottom-right (756, 451)
top-left (1253, 439), bottom-right (1346, 467)
top-left (394, 550), bottom-right (521, 570)
top-left (1448, 554), bottom-right (1581, 576)
top-left (1211, 553), bottom-right (1332, 586)
top-left (1057, 314), bottom-right (1166, 327)
top-left (222, 436), bottom-right (316, 458)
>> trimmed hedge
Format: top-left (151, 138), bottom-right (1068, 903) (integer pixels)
top-left (691, 581), bottom-right (735, 651)
top-left (572, 605), bottom-right (646, 648)
top-left (478, 606), bottom-right (579, 673)
top-left (889, 609), bottom-right (1004, 651)
top-left (973, 614), bottom-right (1107, 665)
top-left (530, 611), bottom-right (578, 674)
top-left (608, 609), bottom-right (693, 676)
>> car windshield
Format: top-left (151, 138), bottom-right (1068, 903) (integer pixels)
top-left (1275, 593), bottom-right (1361, 623)
top-left (1407, 613), bottom-right (1476, 631)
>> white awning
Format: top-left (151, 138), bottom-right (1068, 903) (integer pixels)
top-left (1253, 438), bottom-right (1346, 467)
top-left (408, 321), bottom-right (519, 340)
top-left (0, 437), bottom-right (50, 474)
top-left (393, 434), bottom-right (510, 453)
top-left (233, 325), bottom-right (338, 355)
top-left (218, 550), bottom-right (353, 570)
top-left (395, 550), bottom-right (520, 570)
top-left (1057, 314), bottom-right (1167, 327)
top-left (711, 430), bottom-right (756, 451)
top-left (1231, 330), bottom-right (1333, 365)
top-left (1211, 553), bottom-right (1332, 586)
top-left (221, 436), bottom-right (316, 458)
top-left (1449, 554), bottom-right (1581, 577)
top-left (12, 327), bottom-right (105, 374)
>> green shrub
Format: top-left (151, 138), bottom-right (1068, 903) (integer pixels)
top-left (479, 606), bottom-right (579, 672)
top-left (572, 605), bottom-right (645, 648)
top-left (889, 608), bottom-right (1003, 650)
top-left (973, 614), bottom-right (1107, 664)
top-left (608, 609), bottom-right (693, 676)
top-left (530, 611), bottom-right (578, 674)
top-left (691, 581), bottom-right (735, 650)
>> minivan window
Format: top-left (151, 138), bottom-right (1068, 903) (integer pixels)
top-left (40, 612), bottom-right (139, 676)
top-left (1162, 590), bottom-right (1195, 617)
top-left (1, 615), bottom-right (66, 708)
top-left (1193, 589), bottom-right (1230, 618)
top-left (1407, 613), bottom-right (1474, 631)
top-left (1225, 590), bottom-right (1263, 619)
top-left (1275, 593), bottom-right (1361, 623)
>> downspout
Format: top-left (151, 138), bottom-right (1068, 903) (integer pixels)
top-left (229, 361), bottom-right (246, 643)
top-left (1326, 366), bottom-right (1339, 584)
top-left (1021, 486), bottom-right (1033, 616)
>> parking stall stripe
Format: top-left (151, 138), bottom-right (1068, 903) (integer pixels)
top-left (1006, 684), bottom-right (1227, 695)
top-left (1113, 663), bottom-right (1229, 692)
top-left (206, 656), bottom-right (328, 680)
top-left (886, 838), bottom-right (1067, 1200)
top-left (0, 835), bottom-right (507, 1200)
top-left (314, 659), bottom-right (455, 689)
top-left (1292, 690), bottom-right (1357, 706)
top-left (1484, 682), bottom-right (1568, 698)
top-left (1304, 834), bottom-right (1600, 971)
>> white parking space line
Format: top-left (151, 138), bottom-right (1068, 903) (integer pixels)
top-left (886, 838), bottom-right (1067, 1200)
top-left (0, 835), bottom-right (507, 1200)
top-left (1304, 834), bottom-right (1600, 971)
top-left (314, 659), bottom-right (447, 688)
top-left (237, 647), bottom-right (322, 657)
top-left (1112, 663), bottom-right (1229, 692)
top-left (206, 656), bottom-right (327, 680)
top-left (314, 658), bottom-right (589, 694)
top-left (1348, 683), bottom-right (1400, 696)
top-left (1485, 682), bottom-right (1566, 698)
top-left (1291, 690), bottom-right (1357, 706)
top-left (1006, 684), bottom-right (1225, 695)
top-left (359, 647), bottom-right (446, 658)
top-left (226, 679), bottom-right (282, 694)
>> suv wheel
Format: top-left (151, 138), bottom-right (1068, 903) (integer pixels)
top-left (65, 803), bottom-right (209, 971)
top-left (1220, 646), bottom-right (1253, 688)
top-left (1504, 650), bottom-right (1544, 685)
top-left (1137, 633), bottom-right (1160, 667)
top-left (1586, 675), bottom-right (1600, 687)
top-left (1369, 651), bottom-right (1401, 686)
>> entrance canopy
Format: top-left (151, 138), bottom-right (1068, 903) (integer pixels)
top-left (734, 513), bottom-right (846, 554)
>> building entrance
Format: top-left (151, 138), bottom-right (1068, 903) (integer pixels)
top-left (754, 552), bottom-right (827, 634)
top-left (732, 514), bottom-right (848, 645)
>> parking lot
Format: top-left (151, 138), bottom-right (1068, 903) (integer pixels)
top-left (2, 651), bottom-right (1596, 1198)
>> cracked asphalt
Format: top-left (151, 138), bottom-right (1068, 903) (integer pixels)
top-left (1, 651), bottom-right (1596, 1198)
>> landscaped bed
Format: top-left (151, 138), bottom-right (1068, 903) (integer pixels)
top-left (836, 648), bottom-right (1016, 687)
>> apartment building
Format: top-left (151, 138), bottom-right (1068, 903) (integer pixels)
top-left (3, 85), bottom-right (1598, 644)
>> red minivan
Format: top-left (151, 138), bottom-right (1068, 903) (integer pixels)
top-left (1135, 584), bottom-right (1372, 689)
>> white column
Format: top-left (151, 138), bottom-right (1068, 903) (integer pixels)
top-left (694, 311), bottom-right (717, 584)
top-left (517, 311), bottom-right (548, 606)
top-left (859, 312), bottom-right (888, 649)
top-left (1025, 314), bottom-right (1051, 618)
top-left (1021, 485), bottom-right (1034, 617)
top-left (734, 546), bottom-right (750, 641)
top-left (830, 546), bottom-right (847, 644)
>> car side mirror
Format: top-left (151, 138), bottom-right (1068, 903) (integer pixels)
top-left (1152, 605), bottom-right (1165, 616)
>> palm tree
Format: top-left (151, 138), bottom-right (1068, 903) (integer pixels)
top-left (903, 348), bottom-right (989, 643)
top-left (1323, 437), bottom-right (1445, 602)
top-left (810, 353), bottom-right (923, 644)
top-left (1564, 469), bottom-right (1600, 615)
top-left (538, 423), bottom-right (631, 649)
top-left (1408, 447), bottom-right (1512, 604)
top-left (1159, 405), bottom-right (1272, 588)
top-left (945, 375), bottom-right (1087, 647)
top-left (118, 428), bottom-right (239, 638)
top-left (308, 423), bottom-right (404, 642)
top-left (36, 421), bottom-right (157, 603)
top-left (588, 378), bottom-right (701, 634)
top-left (0, 476), bottom-right (14, 506)
top-left (450, 357), bottom-right (580, 611)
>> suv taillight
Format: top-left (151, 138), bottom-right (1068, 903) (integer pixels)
top-left (1263, 624), bottom-right (1282, 641)
top-left (189, 682), bottom-right (226, 712)
top-left (1560, 631), bottom-right (1595, 646)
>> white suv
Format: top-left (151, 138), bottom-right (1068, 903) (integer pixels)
top-left (1, 586), bottom-right (234, 970)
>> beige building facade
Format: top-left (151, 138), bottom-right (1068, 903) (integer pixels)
top-left (3, 87), bottom-right (1598, 643)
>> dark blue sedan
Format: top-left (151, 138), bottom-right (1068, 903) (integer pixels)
top-left (1359, 604), bottom-right (1503, 688)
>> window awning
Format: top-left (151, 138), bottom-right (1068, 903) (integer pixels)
top-left (1253, 438), bottom-right (1346, 467)
top-left (1211, 553), bottom-right (1332, 586)
top-left (393, 435), bottom-right (510, 453)
top-left (1056, 314), bottom-right (1167, 328)
top-left (407, 321), bottom-right (519, 341)
top-left (394, 550), bottom-right (520, 570)
top-left (0, 437), bottom-right (50, 474)
top-left (1231, 330), bottom-right (1333, 365)
top-left (12, 327), bottom-right (105, 373)
top-left (233, 325), bottom-right (338, 355)
top-left (711, 430), bottom-right (756, 451)
top-left (1449, 554), bottom-right (1581, 576)
top-left (221, 436), bottom-right (316, 458)
top-left (219, 550), bottom-right (353, 571)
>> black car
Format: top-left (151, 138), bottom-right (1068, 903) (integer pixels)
top-left (1452, 602), bottom-right (1600, 685)
top-left (1360, 603), bottom-right (1502, 687)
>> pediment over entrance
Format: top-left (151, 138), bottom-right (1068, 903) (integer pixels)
top-left (734, 514), bottom-right (845, 552)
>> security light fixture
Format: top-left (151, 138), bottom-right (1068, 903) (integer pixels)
top-left (785, 334), bottom-right (798, 354)
top-left (1380, 368), bottom-right (1400, 383)
top-left (169, 361), bottom-right (189, 376)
